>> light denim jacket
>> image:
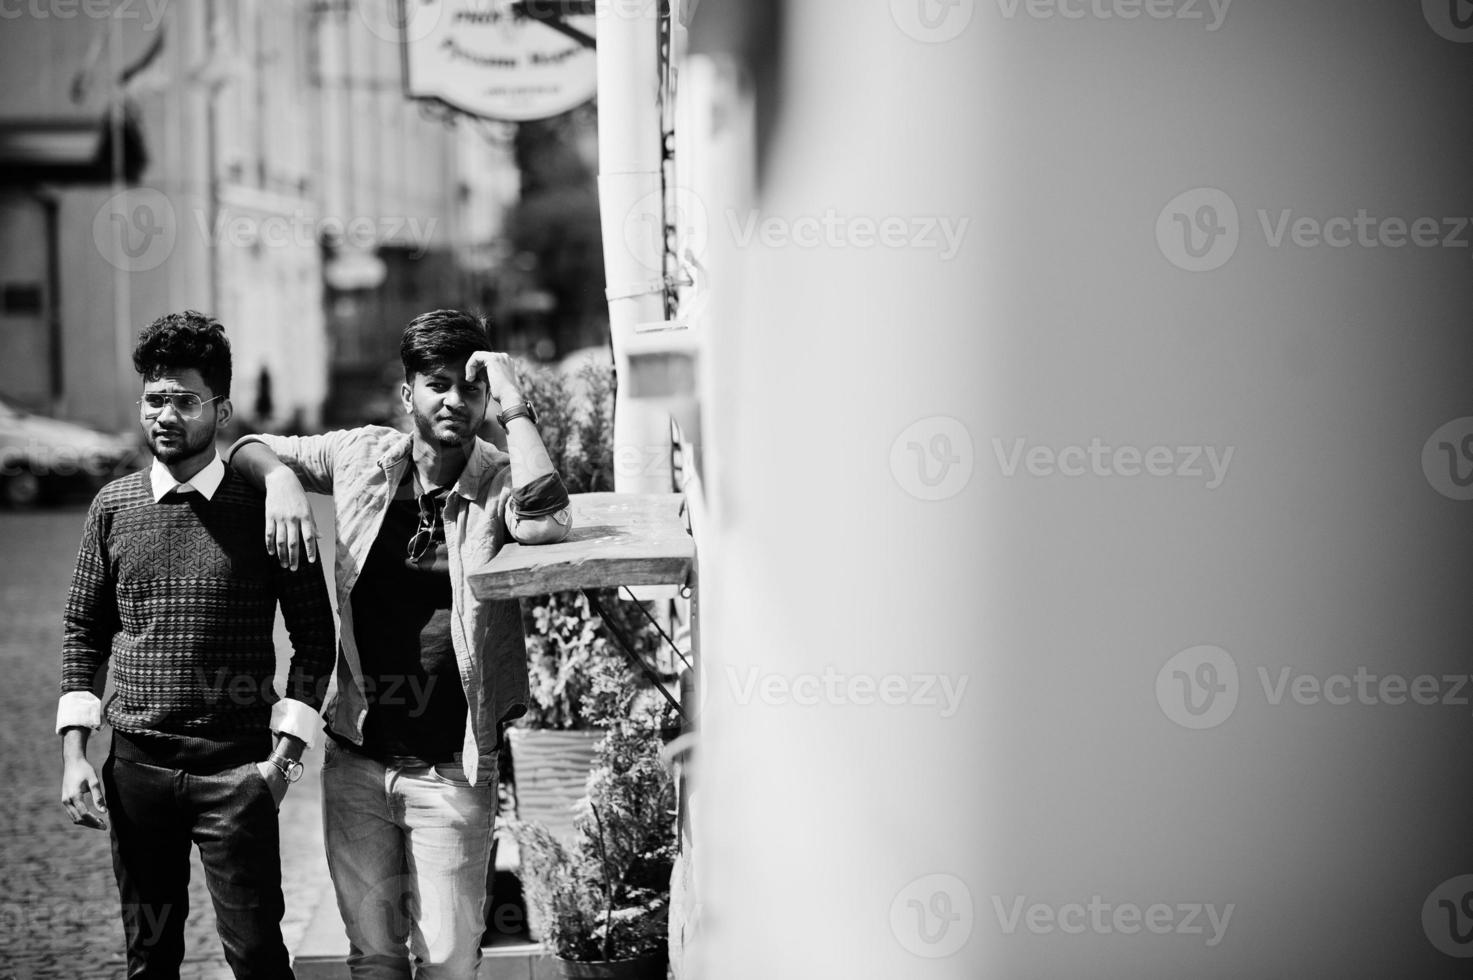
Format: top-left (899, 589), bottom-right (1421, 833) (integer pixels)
top-left (228, 426), bottom-right (568, 786)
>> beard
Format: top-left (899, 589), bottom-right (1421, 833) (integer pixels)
top-left (411, 405), bottom-right (478, 449)
top-left (146, 422), bottom-right (216, 464)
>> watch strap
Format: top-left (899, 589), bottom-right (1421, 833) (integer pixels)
top-left (266, 753), bottom-right (303, 783)
top-left (497, 402), bottom-right (537, 427)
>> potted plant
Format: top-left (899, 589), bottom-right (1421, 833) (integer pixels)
top-left (510, 587), bottom-right (653, 843)
top-left (512, 704), bottom-right (678, 979)
top-left (504, 360), bottom-right (671, 932)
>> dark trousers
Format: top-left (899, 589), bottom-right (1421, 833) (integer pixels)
top-left (102, 752), bottom-right (294, 979)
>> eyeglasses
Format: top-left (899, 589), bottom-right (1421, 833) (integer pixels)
top-left (406, 489), bottom-right (447, 563)
top-left (138, 392), bottom-right (222, 420)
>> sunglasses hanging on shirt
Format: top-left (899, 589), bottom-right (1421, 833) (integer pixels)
top-left (406, 482), bottom-right (450, 571)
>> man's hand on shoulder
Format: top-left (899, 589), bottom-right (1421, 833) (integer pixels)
top-left (265, 467), bottom-right (317, 570)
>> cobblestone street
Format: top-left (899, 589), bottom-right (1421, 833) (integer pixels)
top-left (0, 505), bottom-right (334, 979)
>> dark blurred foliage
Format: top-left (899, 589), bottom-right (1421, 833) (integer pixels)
top-left (505, 110), bottom-right (608, 352)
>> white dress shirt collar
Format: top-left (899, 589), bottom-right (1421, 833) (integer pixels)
top-left (149, 452), bottom-right (225, 502)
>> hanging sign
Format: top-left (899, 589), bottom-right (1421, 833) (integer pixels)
top-left (398, 0), bottom-right (597, 122)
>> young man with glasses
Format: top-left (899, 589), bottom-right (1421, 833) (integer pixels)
top-left (57, 310), bottom-right (336, 977)
top-left (226, 309), bottom-right (571, 978)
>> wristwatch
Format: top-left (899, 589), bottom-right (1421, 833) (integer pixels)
top-left (266, 753), bottom-right (304, 783)
top-left (496, 402), bottom-right (538, 428)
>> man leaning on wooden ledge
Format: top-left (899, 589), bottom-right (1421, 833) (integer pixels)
top-left (227, 309), bottom-right (572, 979)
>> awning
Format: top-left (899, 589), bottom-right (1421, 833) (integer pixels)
top-left (0, 110), bottom-right (147, 186)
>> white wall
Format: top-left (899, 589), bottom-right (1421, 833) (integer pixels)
top-left (694, 1), bottom-right (1473, 977)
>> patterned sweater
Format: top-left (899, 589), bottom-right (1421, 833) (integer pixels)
top-left (61, 468), bottom-right (335, 758)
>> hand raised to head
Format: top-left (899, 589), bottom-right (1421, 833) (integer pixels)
top-left (464, 351), bottom-right (523, 409)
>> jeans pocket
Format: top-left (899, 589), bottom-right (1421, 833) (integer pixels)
top-left (429, 762), bottom-right (473, 787)
top-left (243, 763), bottom-right (279, 810)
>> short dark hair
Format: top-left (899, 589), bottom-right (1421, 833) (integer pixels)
top-left (132, 310), bottom-right (232, 397)
top-left (401, 309), bottom-right (492, 382)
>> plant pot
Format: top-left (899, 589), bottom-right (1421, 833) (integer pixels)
top-left (507, 728), bottom-right (606, 845)
top-left (507, 727), bottom-right (606, 941)
top-left (553, 949), bottom-right (669, 980)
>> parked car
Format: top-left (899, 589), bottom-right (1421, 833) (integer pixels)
top-left (0, 396), bottom-right (141, 507)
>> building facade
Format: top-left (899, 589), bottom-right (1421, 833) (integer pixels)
top-left (0, 0), bottom-right (517, 434)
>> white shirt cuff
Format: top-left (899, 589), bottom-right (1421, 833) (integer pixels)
top-left (56, 691), bottom-right (103, 735)
top-left (270, 698), bottom-right (322, 749)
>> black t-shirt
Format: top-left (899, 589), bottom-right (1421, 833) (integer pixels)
top-left (339, 470), bottom-right (467, 760)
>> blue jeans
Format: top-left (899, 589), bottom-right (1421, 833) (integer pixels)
top-left (321, 740), bottom-right (497, 979)
top-left (103, 753), bottom-right (292, 979)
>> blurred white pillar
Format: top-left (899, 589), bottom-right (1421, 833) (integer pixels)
top-left (691, 1), bottom-right (993, 977)
top-left (595, 0), bottom-right (672, 492)
top-left (694, 1), bottom-right (1473, 978)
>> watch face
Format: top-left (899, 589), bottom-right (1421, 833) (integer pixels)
top-left (271, 757), bottom-right (304, 782)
